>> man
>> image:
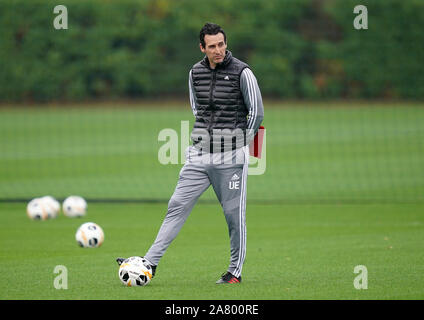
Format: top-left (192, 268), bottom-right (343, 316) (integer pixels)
top-left (117, 22), bottom-right (264, 284)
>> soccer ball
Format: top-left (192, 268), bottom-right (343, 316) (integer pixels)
top-left (26, 198), bottom-right (48, 220)
top-left (118, 256), bottom-right (153, 287)
top-left (63, 195), bottom-right (87, 218)
top-left (75, 222), bottom-right (104, 248)
top-left (40, 195), bottom-right (60, 218)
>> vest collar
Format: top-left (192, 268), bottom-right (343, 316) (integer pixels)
top-left (201, 50), bottom-right (233, 70)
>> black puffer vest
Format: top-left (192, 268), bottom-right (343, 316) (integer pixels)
top-left (190, 50), bottom-right (249, 152)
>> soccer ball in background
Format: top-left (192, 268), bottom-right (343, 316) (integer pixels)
top-left (63, 195), bottom-right (87, 218)
top-left (118, 256), bottom-right (153, 287)
top-left (40, 195), bottom-right (60, 219)
top-left (26, 198), bottom-right (48, 220)
top-left (75, 222), bottom-right (104, 248)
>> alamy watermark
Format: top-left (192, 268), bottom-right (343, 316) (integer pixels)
top-left (53, 5), bottom-right (68, 30)
top-left (354, 5), bottom-right (368, 30)
top-left (53, 4), bottom-right (368, 31)
top-left (157, 121), bottom-right (266, 175)
top-left (53, 265), bottom-right (68, 289)
top-left (353, 265), bottom-right (368, 290)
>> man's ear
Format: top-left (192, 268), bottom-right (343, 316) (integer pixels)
top-left (199, 43), bottom-right (206, 53)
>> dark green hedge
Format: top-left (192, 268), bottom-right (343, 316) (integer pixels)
top-left (1, 0), bottom-right (423, 102)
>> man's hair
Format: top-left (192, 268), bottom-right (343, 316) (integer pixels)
top-left (199, 22), bottom-right (227, 49)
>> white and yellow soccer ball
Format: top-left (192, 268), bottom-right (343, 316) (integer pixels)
top-left (63, 195), bottom-right (87, 218)
top-left (40, 195), bottom-right (60, 219)
top-left (118, 256), bottom-right (153, 287)
top-left (26, 198), bottom-right (49, 220)
top-left (75, 222), bottom-right (104, 248)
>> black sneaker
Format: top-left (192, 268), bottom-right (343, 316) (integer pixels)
top-left (116, 257), bottom-right (126, 266)
top-left (116, 257), bottom-right (157, 278)
top-left (216, 272), bottom-right (242, 284)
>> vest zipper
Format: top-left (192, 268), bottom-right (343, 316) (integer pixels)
top-left (208, 69), bottom-right (217, 131)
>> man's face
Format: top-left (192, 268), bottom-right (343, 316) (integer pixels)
top-left (200, 33), bottom-right (227, 68)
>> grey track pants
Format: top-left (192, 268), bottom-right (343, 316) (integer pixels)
top-left (145, 145), bottom-right (249, 278)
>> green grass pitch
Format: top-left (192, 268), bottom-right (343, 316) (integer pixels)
top-left (0, 102), bottom-right (423, 299)
top-left (1, 102), bottom-right (423, 202)
top-left (1, 201), bottom-right (424, 299)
